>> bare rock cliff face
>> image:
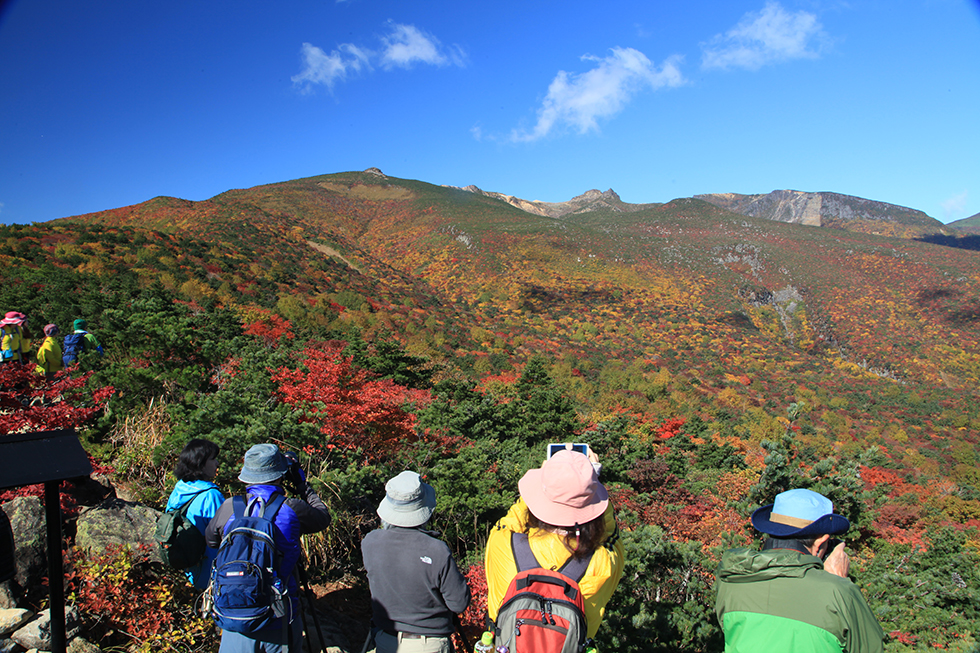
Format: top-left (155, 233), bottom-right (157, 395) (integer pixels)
top-left (446, 184), bottom-right (941, 233)
top-left (695, 190), bottom-right (939, 228)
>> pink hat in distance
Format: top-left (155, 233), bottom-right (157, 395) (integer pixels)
top-left (0, 311), bottom-right (27, 326)
top-left (518, 449), bottom-right (608, 527)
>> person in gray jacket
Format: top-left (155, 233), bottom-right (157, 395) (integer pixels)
top-left (361, 471), bottom-right (470, 653)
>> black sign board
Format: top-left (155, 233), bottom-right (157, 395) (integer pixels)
top-left (1, 428), bottom-right (92, 653)
top-left (0, 429), bottom-right (93, 489)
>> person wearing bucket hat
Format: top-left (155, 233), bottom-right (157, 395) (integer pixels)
top-left (35, 324), bottom-right (64, 378)
top-left (361, 471), bottom-right (470, 653)
top-left (484, 449), bottom-right (625, 640)
top-left (0, 311), bottom-right (32, 364)
top-left (205, 444), bottom-right (331, 653)
top-left (715, 488), bottom-right (884, 652)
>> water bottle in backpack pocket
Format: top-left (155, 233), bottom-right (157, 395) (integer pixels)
top-left (210, 493), bottom-right (291, 633)
top-left (492, 533), bottom-right (592, 653)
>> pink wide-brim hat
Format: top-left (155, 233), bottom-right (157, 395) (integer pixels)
top-left (0, 311), bottom-right (27, 326)
top-left (518, 449), bottom-right (608, 527)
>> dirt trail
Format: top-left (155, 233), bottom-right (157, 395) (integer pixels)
top-left (307, 241), bottom-right (364, 274)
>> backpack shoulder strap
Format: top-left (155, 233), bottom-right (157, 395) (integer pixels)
top-left (556, 550), bottom-right (594, 584)
top-left (510, 531), bottom-right (541, 573)
top-left (170, 489), bottom-right (209, 515)
top-left (262, 492), bottom-right (287, 521)
top-left (512, 531), bottom-right (594, 582)
top-left (232, 495), bottom-right (247, 520)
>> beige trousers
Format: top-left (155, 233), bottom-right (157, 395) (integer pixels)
top-left (374, 631), bottom-right (451, 653)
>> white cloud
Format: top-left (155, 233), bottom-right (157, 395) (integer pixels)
top-left (510, 48), bottom-right (684, 143)
top-left (380, 22), bottom-right (464, 69)
top-left (292, 22), bottom-right (464, 93)
top-left (292, 42), bottom-right (372, 92)
top-left (941, 191), bottom-right (969, 220)
top-left (701, 2), bottom-right (825, 71)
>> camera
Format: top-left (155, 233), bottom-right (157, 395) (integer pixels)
top-left (823, 538), bottom-right (843, 560)
top-left (547, 443), bottom-right (590, 458)
top-left (282, 450), bottom-right (306, 490)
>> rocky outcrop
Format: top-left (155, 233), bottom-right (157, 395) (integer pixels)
top-left (446, 185), bottom-right (660, 218)
top-left (74, 498), bottom-right (162, 563)
top-left (0, 499), bottom-right (46, 596)
top-left (9, 608), bottom-right (81, 651)
top-left (696, 190), bottom-right (942, 230)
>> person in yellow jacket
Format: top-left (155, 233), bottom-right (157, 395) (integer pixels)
top-left (485, 448), bottom-right (625, 640)
top-left (35, 324), bottom-right (64, 378)
top-left (0, 311), bottom-right (32, 364)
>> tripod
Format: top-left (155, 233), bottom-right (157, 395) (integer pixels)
top-left (296, 562), bottom-right (328, 653)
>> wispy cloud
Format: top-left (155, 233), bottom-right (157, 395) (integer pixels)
top-left (941, 191), bottom-right (968, 220)
top-left (701, 2), bottom-right (825, 71)
top-left (292, 22), bottom-right (464, 93)
top-left (509, 48), bottom-right (684, 143)
top-left (380, 23), bottom-right (465, 69)
top-left (292, 43), bottom-right (372, 92)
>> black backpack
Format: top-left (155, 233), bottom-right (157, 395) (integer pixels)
top-left (155, 489), bottom-right (210, 569)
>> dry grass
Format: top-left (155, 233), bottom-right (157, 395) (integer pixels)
top-left (108, 397), bottom-right (175, 500)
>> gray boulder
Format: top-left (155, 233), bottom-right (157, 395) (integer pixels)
top-left (10, 607), bottom-right (79, 651)
top-left (66, 637), bottom-right (100, 653)
top-left (0, 583), bottom-right (17, 610)
top-left (0, 638), bottom-right (24, 653)
top-left (74, 498), bottom-right (161, 563)
top-left (0, 609), bottom-right (32, 637)
top-left (0, 499), bottom-right (46, 594)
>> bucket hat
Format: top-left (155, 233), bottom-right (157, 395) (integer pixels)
top-left (751, 488), bottom-right (850, 538)
top-left (0, 312), bottom-right (27, 327)
top-left (43, 324), bottom-right (59, 337)
top-left (73, 319), bottom-right (88, 331)
top-left (238, 443), bottom-right (289, 484)
top-left (377, 471), bottom-right (436, 528)
top-left (518, 449), bottom-right (608, 527)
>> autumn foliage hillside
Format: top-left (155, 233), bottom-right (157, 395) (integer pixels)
top-left (1, 169), bottom-right (978, 650)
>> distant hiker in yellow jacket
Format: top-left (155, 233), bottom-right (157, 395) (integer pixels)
top-left (0, 311), bottom-right (32, 364)
top-left (36, 324), bottom-right (64, 378)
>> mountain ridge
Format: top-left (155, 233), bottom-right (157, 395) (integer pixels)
top-left (446, 179), bottom-right (947, 237)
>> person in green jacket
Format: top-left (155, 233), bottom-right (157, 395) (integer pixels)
top-left (715, 488), bottom-right (884, 653)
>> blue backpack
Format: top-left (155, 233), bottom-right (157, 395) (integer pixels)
top-left (210, 493), bottom-right (291, 635)
top-left (62, 333), bottom-right (87, 367)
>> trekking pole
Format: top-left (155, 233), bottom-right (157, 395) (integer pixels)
top-left (453, 614), bottom-right (473, 653)
top-left (295, 562), bottom-right (328, 653)
top-left (359, 627), bottom-right (376, 653)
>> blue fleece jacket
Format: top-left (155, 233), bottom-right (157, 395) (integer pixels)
top-left (166, 479), bottom-right (224, 589)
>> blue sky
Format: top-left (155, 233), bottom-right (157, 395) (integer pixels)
top-left (1, 0), bottom-right (978, 225)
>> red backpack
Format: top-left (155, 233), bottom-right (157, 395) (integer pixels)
top-left (493, 532), bottom-right (593, 653)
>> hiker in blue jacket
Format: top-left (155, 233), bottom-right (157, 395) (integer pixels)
top-left (62, 318), bottom-right (104, 368)
top-left (165, 438), bottom-right (224, 589)
top-left (205, 443), bottom-right (331, 653)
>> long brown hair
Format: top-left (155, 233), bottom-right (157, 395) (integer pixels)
top-left (526, 511), bottom-right (606, 560)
